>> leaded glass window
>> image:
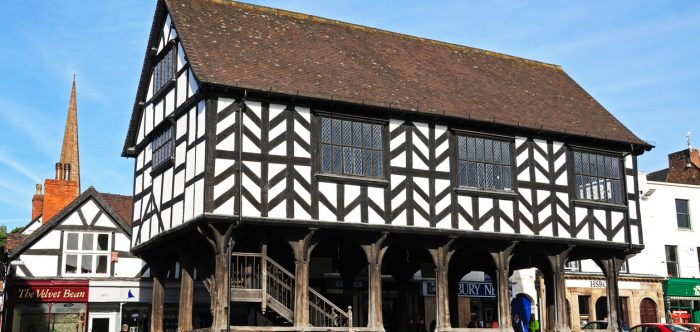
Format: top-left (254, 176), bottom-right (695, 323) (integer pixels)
top-left (320, 117), bottom-right (383, 177)
top-left (153, 47), bottom-right (175, 93)
top-left (573, 151), bottom-right (623, 204)
top-left (457, 136), bottom-right (513, 191)
top-left (152, 126), bottom-right (174, 169)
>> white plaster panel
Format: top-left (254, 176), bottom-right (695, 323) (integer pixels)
top-left (22, 255), bottom-right (58, 277)
top-left (187, 69), bottom-right (198, 97)
top-left (162, 168), bottom-right (173, 203)
top-left (94, 214), bottom-right (116, 229)
top-left (165, 89), bottom-right (175, 117)
top-left (194, 179), bottom-right (204, 217)
top-left (176, 112), bottom-right (187, 139)
top-left (197, 100), bottom-right (205, 139)
top-left (188, 106), bottom-right (196, 145)
top-left (114, 234), bottom-right (131, 252)
top-left (31, 231), bottom-right (61, 250)
top-left (184, 185), bottom-right (194, 221)
top-left (154, 99), bottom-right (164, 126)
top-left (186, 147), bottom-right (195, 181)
top-left (63, 212), bottom-right (84, 226)
top-left (172, 200), bottom-right (184, 227)
top-left (177, 43), bottom-right (186, 71)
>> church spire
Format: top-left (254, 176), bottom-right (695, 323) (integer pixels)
top-left (59, 74), bottom-right (80, 194)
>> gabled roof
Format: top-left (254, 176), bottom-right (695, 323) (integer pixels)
top-left (124, 0), bottom-right (650, 155)
top-left (9, 187), bottom-right (133, 259)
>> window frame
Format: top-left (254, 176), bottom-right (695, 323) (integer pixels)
top-left (675, 199), bottom-right (691, 229)
top-left (315, 112), bottom-right (388, 185)
top-left (62, 231), bottom-right (112, 277)
top-left (570, 148), bottom-right (626, 206)
top-left (565, 260), bottom-right (581, 272)
top-left (452, 130), bottom-right (516, 196)
top-left (665, 245), bottom-right (679, 278)
top-left (150, 123), bottom-right (175, 175)
top-left (152, 42), bottom-right (177, 97)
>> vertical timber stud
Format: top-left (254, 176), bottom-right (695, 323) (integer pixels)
top-left (429, 239), bottom-right (455, 331)
top-left (547, 247), bottom-right (573, 332)
top-left (198, 223), bottom-right (237, 332)
top-left (150, 259), bottom-right (166, 332)
top-left (289, 229), bottom-right (317, 329)
top-left (595, 257), bottom-right (625, 332)
top-left (361, 233), bottom-right (388, 332)
top-left (178, 255), bottom-right (194, 332)
top-left (490, 242), bottom-right (517, 332)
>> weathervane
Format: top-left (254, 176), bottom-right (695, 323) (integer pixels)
top-left (688, 131), bottom-right (692, 150)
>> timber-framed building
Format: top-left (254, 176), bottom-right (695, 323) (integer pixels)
top-left (122, 1), bottom-right (652, 331)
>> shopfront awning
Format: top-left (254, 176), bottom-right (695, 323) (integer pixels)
top-left (663, 278), bottom-right (700, 298)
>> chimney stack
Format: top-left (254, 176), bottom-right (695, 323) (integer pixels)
top-left (31, 184), bottom-right (44, 221)
top-left (63, 163), bottom-right (71, 181)
top-left (55, 162), bottom-right (63, 180)
top-left (665, 148), bottom-right (700, 185)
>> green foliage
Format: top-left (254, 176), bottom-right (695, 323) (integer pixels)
top-left (0, 225), bottom-right (7, 247)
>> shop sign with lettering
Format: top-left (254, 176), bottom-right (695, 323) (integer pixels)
top-left (423, 281), bottom-right (513, 298)
top-left (9, 280), bottom-right (88, 303)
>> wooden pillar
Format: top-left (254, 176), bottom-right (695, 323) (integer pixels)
top-left (289, 229), bottom-right (316, 329)
top-left (178, 258), bottom-right (194, 332)
top-left (490, 242), bottom-right (516, 332)
top-left (596, 257), bottom-right (625, 332)
top-left (362, 234), bottom-right (388, 332)
top-left (198, 223), bottom-right (236, 332)
top-left (547, 247), bottom-right (573, 332)
top-left (430, 239), bottom-right (454, 331)
top-left (151, 263), bottom-right (166, 332)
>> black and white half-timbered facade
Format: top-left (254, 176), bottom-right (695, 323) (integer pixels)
top-left (123, 1), bottom-right (652, 331)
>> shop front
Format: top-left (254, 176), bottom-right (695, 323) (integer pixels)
top-left (4, 279), bottom-right (89, 332)
top-left (423, 280), bottom-right (514, 328)
top-left (663, 278), bottom-right (700, 324)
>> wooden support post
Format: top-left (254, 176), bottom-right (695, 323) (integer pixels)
top-left (178, 257), bottom-right (194, 332)
top-left (596, 257), bottom-right (625, 332)
top-left (289, 229), bottom-right (316, 329)
top-left (430, 239), bottom-right (454, 331)
top-left (261, 243), bottom-right (268, 314)
top-left (547, 247), bottom-right (573, 332)
top-left (151, 263), bottom-right (166, 332)
top-left (198, 223), bottom-right (236, 332)
top-left (362, 233), bottom-right (388, 332)
top-left (490, 242), bottom-right (516, 332)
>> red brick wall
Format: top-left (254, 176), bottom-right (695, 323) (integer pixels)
top-left (665, 148), bottom-right (700, 185)
top-left (42, 179), bottom-right (79, 223)
top-left (31, 194), bottom-right (44, 221)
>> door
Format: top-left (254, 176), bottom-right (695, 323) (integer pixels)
top-left (639, 298), bottom-right (657, 324)
top-left (89, 313), bottom-right (114, 332)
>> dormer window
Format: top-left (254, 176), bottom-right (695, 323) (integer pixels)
top-left (153, 47), bottom-right (175, 93)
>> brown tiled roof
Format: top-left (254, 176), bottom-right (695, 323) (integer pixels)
top-left (5, 233), bottom-right (29, 251)
top-left (99, 193), bottom-right (133, 226)
top-left (161, 0), bottom-right (647, 148)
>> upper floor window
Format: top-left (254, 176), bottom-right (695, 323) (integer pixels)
top-left (152, 126), bottom-right (174, 170)
top-left (620, 260), bottom-right (629, 274)
top-left (573, 151), bottom-right (623, 204)
top-left (676, 199), bottom-right (691, 229)
top-left (565, 260), bottom-right (581, 272)
top-left (320, 117), bottom-right (383, 178)
top-left (457, 136), bottom-right (513, 191)
top-left (63, 232), bottom-right (111, 276)
top-left (153, 47), bottom-right (175, 94)
top-left (665, 245), bottom-right (679, 277)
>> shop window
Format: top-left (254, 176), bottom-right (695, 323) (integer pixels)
top-left (676, 199), bottom-right (691, 229)
top-left (457, 135), bottom-right (513, 191)
top-left (665, 245), bottom-right (679, 278)
top-left (320, 117), bottom-right (384, 178)
top-left (573, 151), bottom-right (623, 204)
top-left (578, 295), bottom-right (591, 327)
top-left (63, 232), bottom-right (111, 276)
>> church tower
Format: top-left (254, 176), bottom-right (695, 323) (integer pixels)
top-left (33, 77), bottom-right (81, 223)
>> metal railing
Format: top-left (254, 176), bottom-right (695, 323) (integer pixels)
top-left (309, 288), bottom-right (352, 328)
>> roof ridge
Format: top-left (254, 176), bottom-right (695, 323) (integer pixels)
top-left (211, 0), bottom-right (562, 70)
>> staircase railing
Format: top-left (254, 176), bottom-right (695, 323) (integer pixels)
top-left (309, 288), bottom-right (352, 328)
top-left (265, 257), bottom-right (295, 313)
top-left (230, 252), bottom-right (352, 328)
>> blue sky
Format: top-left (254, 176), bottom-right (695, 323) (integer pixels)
top-left (0, 1), bottom-right (698, 229)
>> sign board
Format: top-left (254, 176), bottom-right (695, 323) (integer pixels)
top-left (8, 280), bottom-right (88, 303)
top-left (423, 281), bottom-right (513, 298)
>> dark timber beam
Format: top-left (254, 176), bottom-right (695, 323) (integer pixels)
top-left (429, 238), bottom-right (455, 331)
top-left (177, 255), bottom-right (194, 332)
top-left (198, 222), bottom-right (236, 332)
top-left (288, 228), bottom-right (316, 329)
top-left (490, 242), bottom-right (517, 331)
top-left (361, 233), bottom-right (388, 331)
top-left (547, 246), bottom-right (574, 332)
top-left (595, 257), bottom-right (627, 332)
